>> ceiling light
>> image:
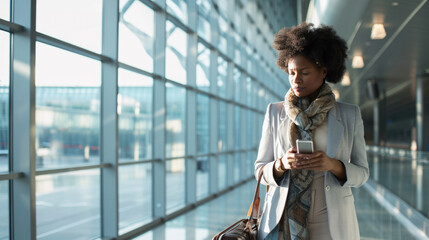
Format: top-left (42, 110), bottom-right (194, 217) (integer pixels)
top-left (352, 56), bottom-right (364, 68)
top-left (371, 24), bottom-right (386, 39)
top-left (341, 72), bottom-right (351, 86)
top-left (392, 2), bottom-right (399, 6)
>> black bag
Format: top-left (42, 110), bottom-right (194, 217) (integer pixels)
top-left (212, 167), bottom-right (265, 240)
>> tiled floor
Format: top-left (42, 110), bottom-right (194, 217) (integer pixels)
top-left (133, 179), bottom-right (417, 240)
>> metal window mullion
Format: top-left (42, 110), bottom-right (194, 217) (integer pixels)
top-left (226, 61), bottom-right (234, 187)
top-left (152, 9), bottom-right (166, 219)
top-left (186, 0), bottom-right (197, 205)
top-left (416, 76), bottom-right (424, 150)
top-left (100, 0), bottom-right (119, 238)
top-left (11, 0), bottom-right (36, 239)
top-left (238, 72), bottom-right (246, 181)
top-left (209, 50), bottom-right (219, 194)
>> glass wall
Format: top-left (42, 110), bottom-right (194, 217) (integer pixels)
top-left (0, 30), bottom-right (9, 173)
top-left (0, 0), bottom-right (286, 238)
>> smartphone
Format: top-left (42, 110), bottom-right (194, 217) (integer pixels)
top-left (296, 140), bottom-right (314, 154)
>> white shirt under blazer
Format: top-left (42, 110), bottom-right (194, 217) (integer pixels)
top-left (254, 101), bottom-right (369, 240)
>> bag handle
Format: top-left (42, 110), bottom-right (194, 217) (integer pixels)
top-left (245, 165), bottom-right (265, 233)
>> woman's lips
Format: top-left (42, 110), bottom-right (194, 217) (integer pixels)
top-left (294, 87), bottom-right (303, 92)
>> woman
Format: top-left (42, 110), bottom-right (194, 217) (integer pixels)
top-left (254, 23), bottom-right (369, 240)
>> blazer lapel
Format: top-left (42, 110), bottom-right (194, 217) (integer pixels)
top-left (327, 104), bottom-right (344, 158)
top-left (277, 105), bottom-right (290, 156)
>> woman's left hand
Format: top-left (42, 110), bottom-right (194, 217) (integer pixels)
top-left (292, 151), bottom-right (346, 181)
top-left (292, 151), bottom-right (335, 171)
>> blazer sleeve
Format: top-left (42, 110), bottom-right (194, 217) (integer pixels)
top-left (254, 104), bottom-right (287, 187)
top-left (341, 105), bottom-right (369, 187)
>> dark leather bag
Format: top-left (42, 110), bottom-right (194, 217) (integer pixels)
top-left (212, 167), bottom-right (265, 240)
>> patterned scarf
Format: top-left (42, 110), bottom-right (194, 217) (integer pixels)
top-left (280, 83), bottom-right (336, 240)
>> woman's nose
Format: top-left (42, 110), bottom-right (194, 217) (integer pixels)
top-left (291, 73), bottom-right (301, 83)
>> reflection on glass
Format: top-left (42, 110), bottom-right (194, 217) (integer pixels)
top-left (119, 0), bottom-right (154, 72)
top-left (197, 0), bottom-right (211, 41)
top-left (166, 158), bottom-right (185, 213)
top-left (217, 57), bottom-right (227, 98)
top-left (218, 101), bottom-right (227, 152)
top-left (0, 0), bottom-right (10, 21)
top-left (36, 0), bottom-right (102, 53)
top-left (235, 107), bottom-right (241, 150)
top-left (247, 110), bottom-right (253, 148)
top-left (234, 32), bottom-right (241, 66)
top-left (166, 84), bottom-right (186, 158)
top-left (196, 43), bottom-right (210, 90)
top-left (0, 181), bottom-right (9, 239)
top-left (246, 77), bottom-right (252, 105)
top-left (234, 154), bottom-right (240, 183)
top-left (218, 15), bottom-right (228, 53)
top-left (166, 0), bottom-right (188, 25)
top-left (197, 94), bottom-right (209, 154)
top-left (118, 68), bottom-right (153, 162)
top-left (218, 155), bottom-right (226, 190)
top-left (234, 68), bottom-right (241, 102)
top-left (35, 42), bottom-right (101, 169)
top-left (234, 2), bottom-right (241, 30)
top-left (196, 157), bottom-right (209, 200)
top-left (197, 3), bottom-right (211, 42)
top-left (36, 170), bottom-right (100, 239)
top-left (119, 164), bottom-right (152, 233)
top-left (166, 21), bottom-right (187, 84)
top-left (246, 45), bottom-right (253, 73)
top-left (0, 31), bottom-right (9, 172)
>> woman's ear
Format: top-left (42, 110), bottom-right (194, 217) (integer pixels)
top-left (322, 67), bottom-right (328, 78)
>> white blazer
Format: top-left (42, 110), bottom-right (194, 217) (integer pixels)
top-left (254, 101), bottom-right (369, 240)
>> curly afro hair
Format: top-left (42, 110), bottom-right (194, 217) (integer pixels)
top-left (273, 22), bottom-right (348, 84)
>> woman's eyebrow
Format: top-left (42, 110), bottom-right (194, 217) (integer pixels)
top-left (288, 66), bottom-right (311, 70)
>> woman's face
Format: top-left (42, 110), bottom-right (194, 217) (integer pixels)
top-left (287, 55), bottom-right (327, 97)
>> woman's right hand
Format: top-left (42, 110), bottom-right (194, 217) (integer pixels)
top-left (274, 147), bottom-right (298, 179)
top-left (280, 146), bottom-right (298, 170)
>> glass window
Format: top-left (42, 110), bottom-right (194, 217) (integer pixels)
top-left (119, 0), bottom-right (154, 73)
top-left (217, 57), bottom-right (227, 98)
top-left (0, 31), bottom-right (9, 172)
top-left (166, 22), bottom-right (187, 84)
top-left (119, 164), bottom-right (152, 234)
top-left (118, 68), bottom-right (153, 162)
top-left (198, 15), bottom-right (210, 42)
top-left (218, 155), bottom-right (226, 190)
top-left (35, 42), bottom-right (101, 169)
top-left (197, 43), bottom-right (210, 91)
top-left (218, 101), bottom-right (227, 152)
top-left (233, 153), bottom-right (240, 183)
top-left (218, 14), bottom-right (228, 54)
top-left (166, 0), bottom-right (188, 25)
top-left (234, 68), bottom-right (241, 103)
top-left (246, 77), bottom-right (252, 105)
top-left (196, 94), bottom-right (209, 200)
top-left (233, 1), bottom-right (241, 30)
top-left (0, 0), bottom-right (10, 21)
top-left (166, 83), bottom-right (186, 158)
top-left (197, 0), bottom-right (211, 42)
top-left (235, 106), bottom-right (241, 150)
top-left (0, 181), bottom-right (9, 239)
top-left (36, 170), bottom-right (100, 239)
top-left (234, 32), bottom-right (241, 65)
top-left (247, 110), bottom-right (253, 148)
top-left (36, 0), bottom-right (102, 53)
top-left (196, 156), bottom-right (209, 200)
top-left (166, 158), bottom-right (185, 213)
top-left (246, 45), bottom-right (253, 73)
top-left (196, 94), bottom-right (209, 154)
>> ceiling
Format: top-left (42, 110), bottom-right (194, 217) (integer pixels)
top-left (307, 0), bottom-right (429, 125)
